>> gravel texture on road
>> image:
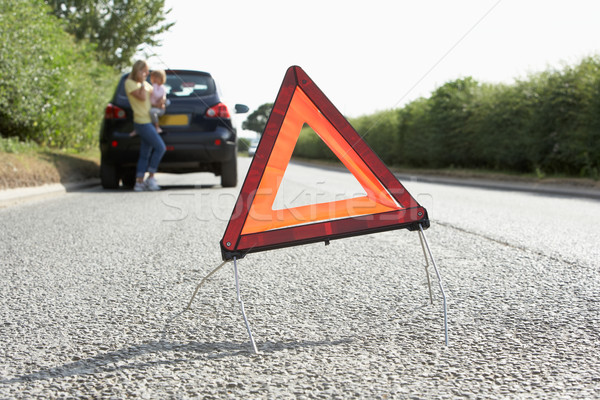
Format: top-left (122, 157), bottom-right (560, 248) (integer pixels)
top-left (0, 181), bottom-right (599, 399)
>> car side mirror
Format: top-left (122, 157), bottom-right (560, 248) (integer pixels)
top-left (234, 104), bottom-right (250, 114)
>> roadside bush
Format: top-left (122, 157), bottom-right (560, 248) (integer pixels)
top-left (0, 0), bottom-right (117, 150)
top-left (464, 83), bottom-right (534, 172)
top-left (395, 98), bottom-right (434, 168)
top-left (350, 110), bottom-right (399, 166)
top-left (294, 124), bottom-right (337, 162)
top-left (524, 59), bottom-right (600, 177)
top-left (293, 112), bottom-right (400, 167)
top-left (290, 57), bottom-right (600, 179)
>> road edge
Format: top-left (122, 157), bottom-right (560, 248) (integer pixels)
top-left (0, 179), bottom-right (100, 209)
top-left (291, 160), bottom-right (600, 201)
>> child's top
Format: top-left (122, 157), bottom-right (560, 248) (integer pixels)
top-left (151, 83), bottom-right (166, 107)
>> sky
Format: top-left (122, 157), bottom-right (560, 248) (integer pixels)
top-left (146, 0), bottom-right (600, 120)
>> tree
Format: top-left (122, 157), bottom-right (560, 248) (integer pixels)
top-left (0, 0), bottom-right (116, 148)
top-left (242, 103), bottom-right (273, 133)
top-left (44, 0), bottom-right (173, 69)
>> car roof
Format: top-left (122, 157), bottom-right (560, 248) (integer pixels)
top-left (165, 69), bottom-right (212, 76)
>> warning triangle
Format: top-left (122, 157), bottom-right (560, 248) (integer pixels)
top-left (221, 66), bottom-right (429, 260)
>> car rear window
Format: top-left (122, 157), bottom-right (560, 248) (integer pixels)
top-left (165, 73), bottom-right (216, 98)
top-left (112, 71), bottom-right (217, 107)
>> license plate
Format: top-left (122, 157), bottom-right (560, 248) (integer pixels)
top-left (159, 114), bottom-right (189, 126)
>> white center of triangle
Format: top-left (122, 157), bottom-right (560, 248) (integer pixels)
top-left (272, 161), bottom-right (367, 210)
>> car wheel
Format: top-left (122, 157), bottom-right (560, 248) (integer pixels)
top-left (101, 161), bottom-right (119, 189)
top-left (121, 168), bottom-right (136, 189)
top-left (221, 155), bottom-right (237, 188)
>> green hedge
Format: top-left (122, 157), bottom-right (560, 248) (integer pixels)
top-left (0, 0), bottom-right (117, 150)
top-left (293, 56), bottom-right (600, 179)
top-left (294, 124), bottom-right (337, 161)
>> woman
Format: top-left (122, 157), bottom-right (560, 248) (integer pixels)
top-left (125, 60), bottom-right (166, 191)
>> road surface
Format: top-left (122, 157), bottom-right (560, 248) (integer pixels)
top-left (1, 157), bottom-right (599, 398)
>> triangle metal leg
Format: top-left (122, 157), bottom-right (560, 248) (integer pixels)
top-left (185, 260), bottom-right (230, 311)
top-left (418, 224), bottom-right (449, 346)
top-left (184, 258), bottom-right (258, 353)
top-left (418, 230), bottom-right (435, 305)
top-left (234, 257), bottom-right (259, 354)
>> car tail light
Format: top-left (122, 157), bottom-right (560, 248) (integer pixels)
top-left (205, 103), bottom-right (230, 119)
top-left (105, 104), bottom-right (126, 120)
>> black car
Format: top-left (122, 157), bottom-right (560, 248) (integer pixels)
top-left (99, 69), bottom-right (248, 189)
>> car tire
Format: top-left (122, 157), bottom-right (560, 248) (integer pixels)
top-left (221, 155), bottom-right (237, 188)
top-left (101, 161), bottom-right (119, 189)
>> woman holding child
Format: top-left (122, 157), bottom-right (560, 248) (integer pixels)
top-left (125, 60), bottom-right (166, 191)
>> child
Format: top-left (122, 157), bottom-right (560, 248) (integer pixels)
top-left (149, 69), bottom-right (168, 133)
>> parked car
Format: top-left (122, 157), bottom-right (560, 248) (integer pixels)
top-left (247, 138), bottom-right (260, 156)
top-left (99, 69), bottom-right (249, 189)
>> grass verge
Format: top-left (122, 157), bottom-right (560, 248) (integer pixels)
top-left (0, 138), bottom-right (99, 190)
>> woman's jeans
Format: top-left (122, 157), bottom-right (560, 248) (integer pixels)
top-left (135, 123), bottom-right (166, 178)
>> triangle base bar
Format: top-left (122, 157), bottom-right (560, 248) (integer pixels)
top-left (222, 208), bottom-right (429, 261)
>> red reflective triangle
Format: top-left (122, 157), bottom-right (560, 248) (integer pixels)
top-left (221, 66), bottom-right (428, 260)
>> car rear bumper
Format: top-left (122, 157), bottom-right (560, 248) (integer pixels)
top-left (100, 127), bottom-right (236, 171)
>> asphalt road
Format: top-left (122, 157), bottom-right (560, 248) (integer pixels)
top-left (1, 157), bottom-right (599, 399)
